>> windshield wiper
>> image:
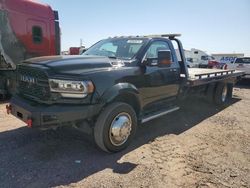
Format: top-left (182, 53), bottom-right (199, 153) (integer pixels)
top-left (108, 56), bottom-right (117, 59)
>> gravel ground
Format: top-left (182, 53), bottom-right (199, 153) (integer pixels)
top-left (0, 82), bottom-right (249, 188)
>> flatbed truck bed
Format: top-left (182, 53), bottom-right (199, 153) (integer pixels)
top-left (187, 68), bottom-right (244, 86)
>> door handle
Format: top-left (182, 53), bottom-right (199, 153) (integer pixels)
top-left (170, 69), bottom-right (177, 72)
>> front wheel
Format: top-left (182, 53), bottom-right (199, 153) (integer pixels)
top-left (94, 102), bottom-right (137, 153)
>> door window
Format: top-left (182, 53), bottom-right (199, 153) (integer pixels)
top-left (27, 19), bottom-right (48, 56)
top-left (201, 55), bottom-right (209, 60)
top-left (32, 26), bottom-right (43, 44)
top-left (145, 41), bottom-right (171, 59)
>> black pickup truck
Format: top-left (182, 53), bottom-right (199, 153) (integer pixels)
top-left (7, 34), bottom-right (244, 152)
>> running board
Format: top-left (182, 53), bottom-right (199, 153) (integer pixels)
top-left (141, 106), bottom-right (180, 124)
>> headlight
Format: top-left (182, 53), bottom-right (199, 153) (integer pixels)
top-left (49, 79), bottom-right (94, 98)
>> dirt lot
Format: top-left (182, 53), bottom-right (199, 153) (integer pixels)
top-left (0, 82), bottom-right (249, 188)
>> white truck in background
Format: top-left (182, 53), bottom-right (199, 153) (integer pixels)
top-left (185, 48), bottom-right (216, 68)
top-left (227, 57), bottom-right (250, 79)
top-left (176, 48), bottom-right (218, 68)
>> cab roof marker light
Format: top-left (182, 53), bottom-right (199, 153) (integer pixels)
top-left (109, 34), bottom-right (181, 39)
top-left (144, 34), bottom-right (182, 38)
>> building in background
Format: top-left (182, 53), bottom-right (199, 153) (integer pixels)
top-left (212, 53), bottom-right (244, 64)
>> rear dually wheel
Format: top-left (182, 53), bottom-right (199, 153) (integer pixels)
top-left (214, 82), bottom-right (233, 105)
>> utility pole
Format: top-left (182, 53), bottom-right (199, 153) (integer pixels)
top-left (80, 38), bottom-right (83, 47)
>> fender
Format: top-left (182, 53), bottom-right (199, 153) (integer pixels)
top-left (100, 83), bottom-right (142, 109)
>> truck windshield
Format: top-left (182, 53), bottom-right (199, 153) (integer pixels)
top-left (83, 38), bottom-right (147, 60)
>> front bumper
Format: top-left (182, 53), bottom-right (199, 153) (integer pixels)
top-left (10, 96), bottom-right (102, 128)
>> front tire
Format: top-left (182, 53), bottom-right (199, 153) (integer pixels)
top-left (94, 102), bottom-right (137, 153)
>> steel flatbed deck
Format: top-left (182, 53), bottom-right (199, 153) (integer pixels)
top-left (186, 68), bottom-right (244, 86)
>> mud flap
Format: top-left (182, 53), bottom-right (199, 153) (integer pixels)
top-left (0, 73), bottom-right (6, 97)
top-left (205, 83), bottom-right (216, 103)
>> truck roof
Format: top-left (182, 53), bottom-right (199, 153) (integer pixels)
top-left (2, 0), bottom-right (54, 19)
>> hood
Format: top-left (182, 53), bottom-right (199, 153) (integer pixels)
top-left (23, 55), bottom-right (113, 73)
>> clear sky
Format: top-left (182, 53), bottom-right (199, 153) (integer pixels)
top-left (41, 0), bottom-right (250, 56)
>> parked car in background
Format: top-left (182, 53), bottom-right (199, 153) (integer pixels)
top-left (227, 57), bottom-right (250, 79)
top-left (208, 60), bottom-right (227, 69)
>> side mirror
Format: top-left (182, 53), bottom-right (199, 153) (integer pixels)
top-left (158, 50), bottom-right (172, 66)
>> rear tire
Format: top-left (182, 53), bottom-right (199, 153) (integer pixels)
top-left (94, 102), bottom-right (137, 153)
top-left (214, 83), bottom-right (233, 105)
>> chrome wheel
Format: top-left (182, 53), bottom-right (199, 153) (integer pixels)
top-left (221, 85), bottom-right (228, 102)
top-left (109, 112), bottom-right (132, 146)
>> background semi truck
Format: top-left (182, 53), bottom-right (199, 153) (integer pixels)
top-left (0, 0), bottom-right (60, 97)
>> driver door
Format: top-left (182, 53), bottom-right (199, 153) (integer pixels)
top-left (140, 40), bottom-right (180, 105)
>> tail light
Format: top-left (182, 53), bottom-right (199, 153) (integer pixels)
top-left (6, 105), bottom-right (12, 114)
top-left (26, 119), bottom-right (33, 128)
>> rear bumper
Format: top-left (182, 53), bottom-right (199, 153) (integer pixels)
top-left (10, 96), bottom-right (102, 128)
